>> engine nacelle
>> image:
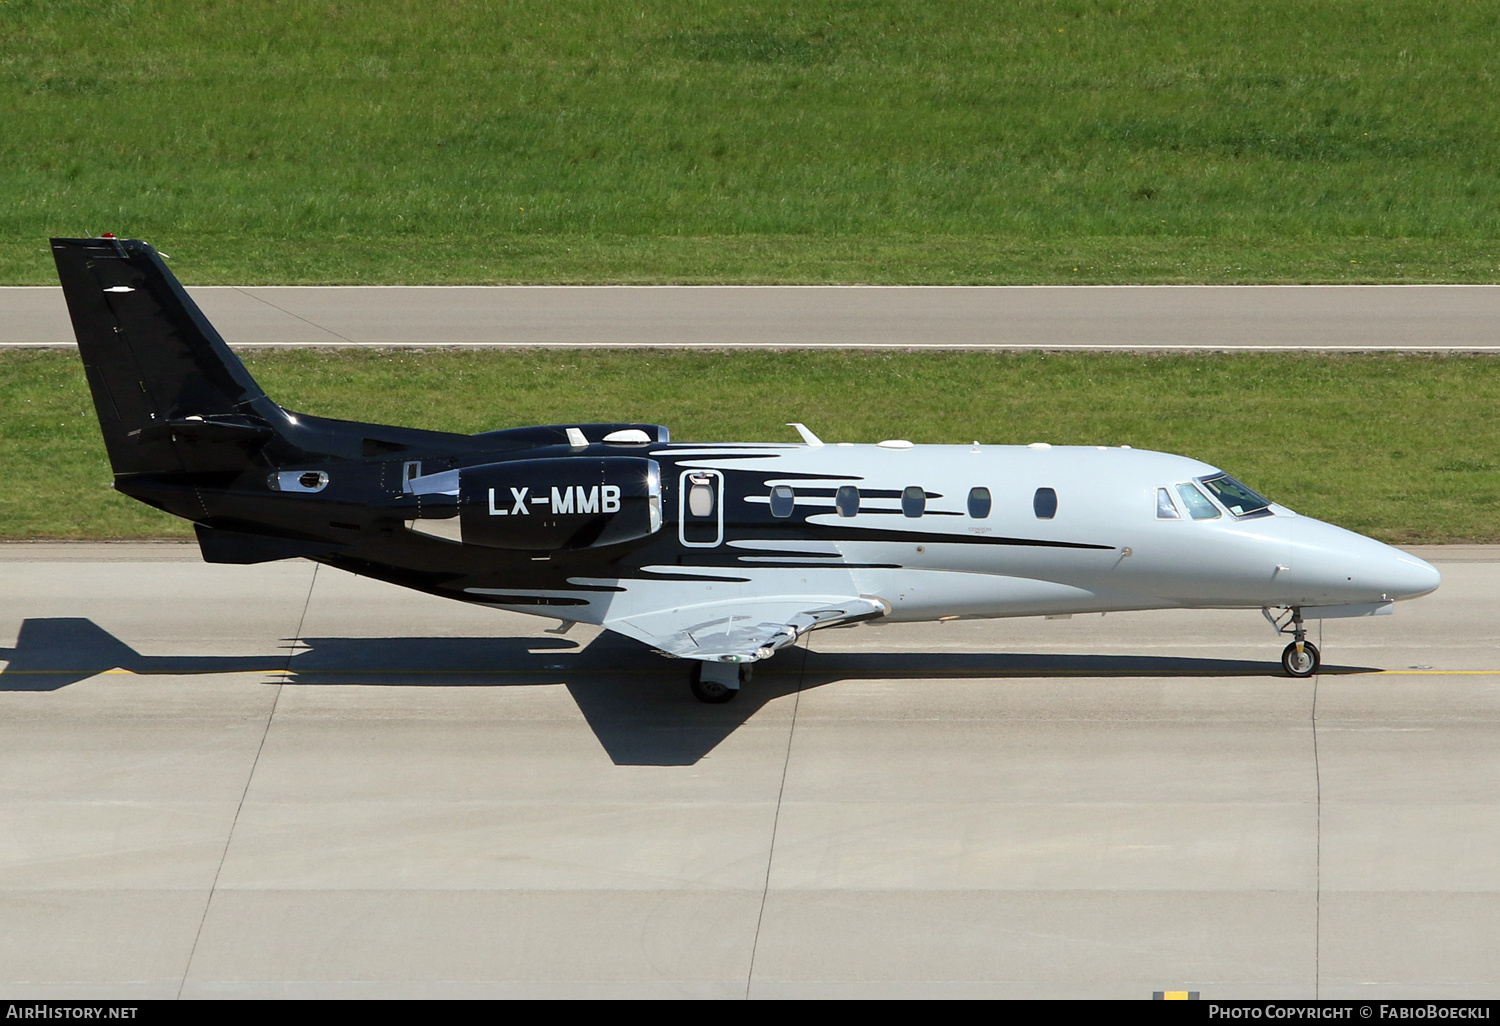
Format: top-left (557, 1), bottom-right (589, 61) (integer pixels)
top-left (456, 457), bottom-right (662, 551)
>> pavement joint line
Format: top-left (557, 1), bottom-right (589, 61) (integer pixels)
top-left (745, 637), bottom-right (808, 999)
top-left (228, 286), bottom-right (360, 346)
top-left (175, 565), bottom-right (316, 999)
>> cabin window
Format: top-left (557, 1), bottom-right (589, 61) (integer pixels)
top-left (769, 484), bottom-right (796, 518)
top-left (1176, 483), bottom-right (1221, 520)
top-left (1033, 487), bottom-right (1057, 519)
top-left (679, 469), bottom-right (724, 546)
top-left (688, 477), bottom-right (716, 517)
top-left (1199, 473), bottom-right (1272, 518)
top-left (967, 487), bottom-right (992, 519)
top-left (835, 485), bottom-right (860, 517)
top-left (1156, 487), bottom-right (1180, 519)
top-left (901, 486), bottom-right (926, 517)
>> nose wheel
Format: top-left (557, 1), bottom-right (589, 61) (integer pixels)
top-left (1281, 640), bottom-right (1320, 677)
top-left (1266, 606), bottom-right (1321, 678)
top-left (689, 661), bottom-right (752, 703)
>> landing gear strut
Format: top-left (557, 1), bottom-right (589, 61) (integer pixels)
top-left (690, 661), bottom-right (752, 704)
top-left (1267, 607), bottom-right (1320, 678)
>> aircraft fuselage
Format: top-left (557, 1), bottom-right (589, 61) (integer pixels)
top-left (122, 434), bottom-right (1440, 627)
top-left (52, 234), bottom-right (1441, 695)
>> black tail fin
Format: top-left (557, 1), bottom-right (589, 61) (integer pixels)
top-left (51, 236), bottom-right (271, 475)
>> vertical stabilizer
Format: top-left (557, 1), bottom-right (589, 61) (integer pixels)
top-left (51, 236), bottom-right (270, 475)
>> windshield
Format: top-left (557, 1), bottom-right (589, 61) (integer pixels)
top-left (1199, 474), bottom-right (1272, 518)
top-left (1175, 483), bottom-right (1220, 520)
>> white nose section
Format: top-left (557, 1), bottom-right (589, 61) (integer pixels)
top-left (1284, 519), bottom-right (1441, 604)
top-left (1382, 552), bottom-right (1441, 600)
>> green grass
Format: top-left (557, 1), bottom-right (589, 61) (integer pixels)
top-left (3, 349), bottom-right (1497, 542)
top-left (3, 1), bottom-right (1499, 283)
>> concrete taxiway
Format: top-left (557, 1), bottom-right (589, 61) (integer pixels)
top-left (4, 284), bottom-right (1500, 350)
top-left (1, 543), bottom-right (1497, 999)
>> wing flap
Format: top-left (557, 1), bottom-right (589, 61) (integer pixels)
top-left (604, 595), bottom-right (887, 662)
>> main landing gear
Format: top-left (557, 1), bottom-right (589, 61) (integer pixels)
top-left (1266, 606), bottom-right (1321, 678)
top-left (690, 661), bottom-right (753, 704)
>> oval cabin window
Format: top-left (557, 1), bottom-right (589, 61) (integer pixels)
top-left (769, 484), bottom-right (796, 518)
top-left (967, 487), bottom-right (991, 519)
top-left (688, 477), bottom-right (715, 517)
top-left (1033, 487), bottom-right (1057, 519)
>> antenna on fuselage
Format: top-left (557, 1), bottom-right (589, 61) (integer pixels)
top-left (787, 423), bottom-right (825, 446)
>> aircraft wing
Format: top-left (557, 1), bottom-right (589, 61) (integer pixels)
top-left (602, 595), bottom-right (888, 662)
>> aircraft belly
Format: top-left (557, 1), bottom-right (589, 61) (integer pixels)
top-left (847, 568), bottom-right (1147, 621)
top-left (819, 539), bottom-right (1127, 619)
top-left (605, 565), bottom-right (860, 622)
top-left (463, 589), bottom-right (615, 624)
top-left (458, 559), bottom-right (863, 629)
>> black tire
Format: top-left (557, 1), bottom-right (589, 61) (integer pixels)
top-left (1281, 640), bottom-right (1320, 678)
top-left (689, 663), bottom-right (739, 703)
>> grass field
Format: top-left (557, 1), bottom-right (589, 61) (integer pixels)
top-left (3, 348), bottom-right (1496, 542)
top-left (4, 1), bottom-right (1499, 283)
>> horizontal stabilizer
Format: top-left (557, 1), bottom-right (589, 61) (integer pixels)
top-left (195, 525), bottom-right (346, 565)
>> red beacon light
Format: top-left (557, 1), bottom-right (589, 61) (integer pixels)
top-left (100, 232), bottom-right (116, 238)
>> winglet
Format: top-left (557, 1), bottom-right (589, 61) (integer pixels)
top-left (787, 423), bottom-right (824, 446)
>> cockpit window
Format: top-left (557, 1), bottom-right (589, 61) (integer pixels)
top-left (1199, 474), bottom-right (1272, 518)
top-left (1156, 487), bottom-right (1180, 519)
top-left (1175, 483), bottom-right (1221, 520)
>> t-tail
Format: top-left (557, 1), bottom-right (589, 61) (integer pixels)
top-left (51, 236), bottom-right (667, 564)
top-left (50, 236), bottom-right (476, 561)
top-left (52, 235), bottom-right (284, 478)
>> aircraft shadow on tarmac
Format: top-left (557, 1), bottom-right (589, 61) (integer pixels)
top-left (0, 617), bottom-right (1376, 766)
top-left (0, 617), bottom-right (285, 690)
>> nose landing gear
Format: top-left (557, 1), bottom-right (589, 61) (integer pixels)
top-left (1281, 638), bottom-right (1320, 677)
top-left (1265, 606), bottom-right (1320, 678)
top-left (689, 661), bottom-right (753, 703)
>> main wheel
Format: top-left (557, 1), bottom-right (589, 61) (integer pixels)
top-left (1281, 640), bottom-right (1320, 678)
top-left (689, 663), bottom-right (739, 704)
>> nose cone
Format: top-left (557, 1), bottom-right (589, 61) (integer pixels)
top-left (1284, 519), bottom-right (1441, 604)
top-left (1382, 550), bottom-right (1442, 600)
